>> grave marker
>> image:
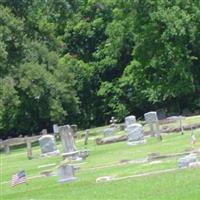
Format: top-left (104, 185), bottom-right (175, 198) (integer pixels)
top-left (126, 123), bottom-right (145, 145)
top-left (39, 135), bottom-right (59, 156)
top-left (144, 111), bottom-right (162, 140)
top-left (125, 115), bottom-right (136, 129)
top-left (57, 164), bottom-right (77, 183)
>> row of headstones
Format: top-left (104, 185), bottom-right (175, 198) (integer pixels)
top-left (39, 125), bottom-right (85, 183)
top-left (126, 112), bottom-right (188, 145)
top-left (103, 111), bottom-right (161, 145)
top-left (39, 125), bottom-right (77, 157)
top-left (125, 111), bottom-right (162, 145)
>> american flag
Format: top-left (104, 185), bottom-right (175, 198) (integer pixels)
top-left (11, 170), bottom-right (27, 187)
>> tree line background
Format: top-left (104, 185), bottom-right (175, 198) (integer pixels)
top-left (1, 0), bottom-right (200, 138)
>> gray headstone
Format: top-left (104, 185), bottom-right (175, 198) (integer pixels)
top-left (57, 165), bottom-right (77, 183)
top-left (41, 129), bottom-right (48, 135)
top-left (103, 128), bottom-right (115, 137)
top-left (178, 154), bottom-right (197, 168)
top-left (39, 135), bottom-right (59, 156)
top-left (144, 111), bottom-right (160, 137)
top-left (126, 123), bottom-right (145, 145)
top-left (59, 125), bottom-right (77, 153)
top-left (144, 112), bottom-right (158, 124)
top-left (156, 109), bottom-right (166, 120)
top-left (125, 115), bottom-right (136, 128)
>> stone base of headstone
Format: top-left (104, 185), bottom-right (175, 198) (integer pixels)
top-left (128, 139), bottom-right (146, 146)
top-left (41, 150), bottom-right (60, 157)
top-left (59, 177), bottom-right (77, 183)
top-left (62, 151), bottom-right (82, 161)
top-left (62, 150), bottom-right (89, 161)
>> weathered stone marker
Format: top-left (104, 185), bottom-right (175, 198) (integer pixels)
top-left (39, 134), bottom-right (59, 156)
top-left (59, 125), bottom-right (77, 153)
top-left (144, 111), bottom-right (162, 140)
top-left (59, 125), bottom-right (89, 160)
top-left (126, 123), bottom-right (145, 145)
top-left (57, 164), bottom-right (77, 183)
top-left (125, 115), bottom-right (136, 129)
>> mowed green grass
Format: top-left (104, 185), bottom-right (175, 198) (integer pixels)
top-left (1, 124), bottom-right (200, 199)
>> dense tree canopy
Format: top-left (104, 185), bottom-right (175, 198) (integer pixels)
top-left (1, 0), bottom-right (200, 138)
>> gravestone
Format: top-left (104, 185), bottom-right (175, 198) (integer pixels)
top-left (57, 164), bottom-right (77, 183)
top-left (144, 111), bottom-right (161, 140)
top-left (59, 125), bottom-right (89, 160)
top-left (126, 123), bottom-right (145, 145)
top-left (125, 115), bottom-right (136, 128)
top-left (103, 128), bottom-right (115, 137)
top-left (59, 125), bottom-right (77, 153)
top-left (41, 129), bottom-right (48, 135)
top-left (39, 135), bottom-right (59, 156)
top-left (178, 154), bottom-right (197, 168)
top-left (156, 109), bottom-right (166, 120)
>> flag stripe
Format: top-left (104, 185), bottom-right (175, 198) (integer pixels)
top-left (11, 170), bottom-right (26, 187)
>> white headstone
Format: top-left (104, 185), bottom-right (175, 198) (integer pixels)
top-left (39, 135), bottom-right (59, 156)
top-left (125, 115), bottom-right (136, 128)
top-left (126, 123), bottom-right (145, 145)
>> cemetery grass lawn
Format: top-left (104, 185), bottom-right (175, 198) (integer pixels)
top-left (1, 127), bottom-right (200, 199)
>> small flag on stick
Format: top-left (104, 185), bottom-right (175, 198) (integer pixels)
top-left (11, 170), bottom-right (27, 187)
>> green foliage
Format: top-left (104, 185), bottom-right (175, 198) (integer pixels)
top-left (1, 0), bottom-right (200, 137)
